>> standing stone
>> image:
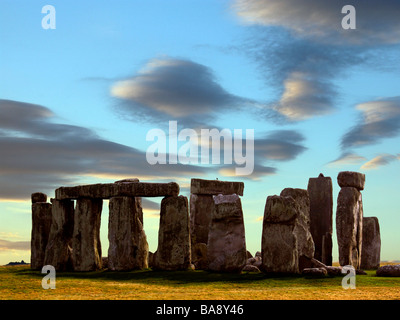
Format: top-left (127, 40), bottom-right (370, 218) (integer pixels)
top-left (336, 186), bottom-right (363, 269)
top-left (189, 194), bottom-right (214, 246)
top-left (361, 217), bottom-right (381, 269)
top-left (280, 188), bottom-right (315, 270)
top-left (207, 194), bottom-right (246, 272)
top-left (108, 196), bottom-right (149, 271)
top-left (153, 196), bottom-right (191, 270)
top-left (322, 232), bottom-right (333, 266)
top-left (72, 198), bottom-right (103, 271)
top-left (31, 197), bottom-right (52, 270)
top-left (44, 199), bottom-right (75, 271)
top-left (307, 174), bottom-right (333, 265)
top-left (261, 195), bottom-right (299, 274)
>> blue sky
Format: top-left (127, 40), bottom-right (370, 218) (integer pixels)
top-left (0, 0), bottom-right (399, 265)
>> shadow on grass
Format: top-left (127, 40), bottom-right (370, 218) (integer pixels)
top-left (10, 266), bottom-right (346, 287)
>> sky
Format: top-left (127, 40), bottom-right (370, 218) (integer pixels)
top-left (0, 0), bottom-right (399, 265)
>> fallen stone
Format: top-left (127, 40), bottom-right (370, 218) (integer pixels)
top-left (336, 187), bottom-right (363, 269)
top-left (190, 178), bottom-right (244, 196)
top-left (242, 265), bottom-right (261, 273)
top-left (307, 174), bottom-right (333, 265)
top-left (337, 171), bottom-right (365, 191)
top-left (255, 251), bottom-right (261, 258)
top-left (72, 198), bottom-right (103, 271)
top-left (153, 196), bottom-right (191, 271)
top-left (361, 217), bottom-right (381, 270)
top-left (376, 265), bottom-right (400, 277)
top-left (302, 267), bottom-right (327, 277)
top-left (108, 196), bottom-right (149, 271)
top-left (31, 202), bottom-right (52, 270)
top-left (31, 192), bottom-right (47, 203)
top-left (246, 250), bottom-right (253, 259)
top-left (44, 199), bottom-right (75, 271)
top-left (55, 182), bottom-right (179, 200)
top-left (325, 266), bottom-right (343, 276)
top-left (189, 194), bottom-right (214, 246)
top-left (208, 194), bottom-right (246, 272)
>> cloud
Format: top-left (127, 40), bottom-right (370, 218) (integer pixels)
top-left (341, 97), bottom-right (400, 149)
top-left (255, 130), bottom-right (307, 161)
top-left (328, 152), bottom-right (367, 167)
top-left (234, 0), bottom-right (400, 45)
top-left (0, 239), bottom-right (30, 251)
top-left (0, 99), bottom-right (208, 201)
top-left (360, 154), bottom-right (398, 170)
top-left (239, 27), bottom-right (367, 122)
top-left (111, 57), bottom-right (256, 127)
top-left (219, 164), bottom-right (277, 181)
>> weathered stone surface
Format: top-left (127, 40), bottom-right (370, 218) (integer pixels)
top-left (153, 196), bottom-right (191, 271)
top-left (376, 265), bottom-right (400, 277)
top-left (310, 258), bottom-right (342, 276)
top-left (302, 267), bottom-right (327, 277)
top-left (148, 252), bottom-right (154, 268)
top-left (337, 171), bottom-right (365, 191)
top-left (108, 197), bottom-right (149, 271)
top-left (307, 174), bottom-right (333, 265)
top-left (190, 178), bottom-right (244, 196)
top-left (361, 217), bottom-right (381, 270)
top-left (189, 194), bottom-right (214, 246)
top-left (191, 242), bottom-right (208, 270)
top-left (72, 198), bottom-right (103, 271)
top-left (242, 265), bottom-right (261, 272)
top-left (262, 193), bottom-right (315, 274)
top-left (31, 202), bottom-right (52, 270)
top-left (31, 192), bottom-right (47, 203)
top-left (208, 194), bottom-right (246, 272)
top-left (102, 257), bottom-right (108, 269)
top-left (336, 187), bottom-right (363, 269)
top-left (262, 195), bottom-right (298, 274)
top-left (44, 199), bottom-right (75, 271)
top-left (280, 188), bottom-right (315, 270)
top-left (246, 251), bottom-right (253, 259)
top-left (55, 182), bottom-right (179, 200)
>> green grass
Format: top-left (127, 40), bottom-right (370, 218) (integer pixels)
top-left (1, 265), bottom-right (399, 300)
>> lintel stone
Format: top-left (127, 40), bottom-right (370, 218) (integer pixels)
top-left (190, 178), bottom-right (244, 196)
top-left (55, 182), bottom-right (179, 200)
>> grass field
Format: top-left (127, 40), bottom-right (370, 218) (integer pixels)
top-left (1, 264), bottom-right (399, 300)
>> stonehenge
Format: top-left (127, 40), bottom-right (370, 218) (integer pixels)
top-left (30, 171), bottom-right (383, 275)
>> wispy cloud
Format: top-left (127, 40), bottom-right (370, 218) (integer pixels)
top-left (328, 152), bottom-right (367, 167)
top-left (234, 0), bottom-right (400, 45)
top-left (341, 97), bottom-right (400, 150)
top-left (361, 154), bottom-right (398, 170)
top-left (0, 239), bottom-right (30, 251)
